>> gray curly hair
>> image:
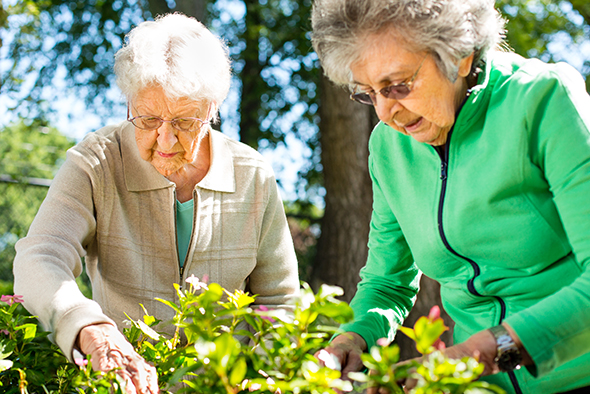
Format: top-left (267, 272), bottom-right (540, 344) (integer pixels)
top-left (311, 0), bottom-right (506, 85)
top-left (114, 13), bottom-right (231, 116)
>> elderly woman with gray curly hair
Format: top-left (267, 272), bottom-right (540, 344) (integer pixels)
top-left (13, 13), bottom-right (300, 393)
top-left (311, 0), bottom-right (590, 393)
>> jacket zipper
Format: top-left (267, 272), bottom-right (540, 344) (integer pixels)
top-left (173, 189), bottom-right (184, 287)
top-left (434, 133), bottom-right (523, 394)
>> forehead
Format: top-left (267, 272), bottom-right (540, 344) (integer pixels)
top-left (351, 31), bottom-right (423, 86)
top-left (133, 85), bottom-right (207, 115)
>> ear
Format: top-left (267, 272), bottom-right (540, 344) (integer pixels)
top-left (458, 52), bottom-right (475, 78)
top-left (206, 102), bottom-right (218, 121)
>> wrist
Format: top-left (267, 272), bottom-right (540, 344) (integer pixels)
top-left (501, 323), bottom-right (532, 366)
top-left (488, 324), bottom-right (523, 372)
top-left (335, 332), bottom-right (367, 352)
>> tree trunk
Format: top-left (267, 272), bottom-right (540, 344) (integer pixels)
top-left (175, 0), bottom-right (208, 24)
top-left (311, 75), bottom-right (375, 302)
top-left (237, 2), bottom-right (263, 149)
top-left (395, 275), bottom-right (455, 361)
top-left (145, 0), bottom-right (171, 17)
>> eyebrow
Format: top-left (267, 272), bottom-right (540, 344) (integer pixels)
top-left (352, 69), bottom-right (412, 88)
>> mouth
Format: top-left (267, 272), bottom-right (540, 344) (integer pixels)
top-left (156, 151), bottom-right (179, 159)
top-left (403, 117), bottom-right (424, 133)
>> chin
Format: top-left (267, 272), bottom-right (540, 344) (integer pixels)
top-left (152, 162), bottom-right (182, 177)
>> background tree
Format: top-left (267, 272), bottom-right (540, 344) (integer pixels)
top-left (0, 120), bottom-right (75, 286)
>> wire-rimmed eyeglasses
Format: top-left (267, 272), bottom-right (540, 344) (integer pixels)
top-left (350, 54), bottom-right (428, 105)
top-left (127, 106), bottom-right (210, 133)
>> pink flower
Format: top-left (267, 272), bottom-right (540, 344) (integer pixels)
top-left (1, 295), bottom-right (24, 306)
top-left (428, 305), bottom-right (441, 321)
top-left (257, 305), bottom-right (276, 323)
top-left (0, 330), bottom-right (9, 336)
top-left (433, 338), bottom-right (446, 351)
top-left (376, 337), bottom-right (391, 347)
top-left (185, 275), bottom-right (207, 291)
top-left (74, 358), bottom-right (89, 367)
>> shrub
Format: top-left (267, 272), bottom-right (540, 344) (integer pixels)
top-left (0, 280), bottom-right (503, 394)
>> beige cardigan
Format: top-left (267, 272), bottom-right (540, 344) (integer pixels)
top-left (13, 122), bottom-right (300, 360)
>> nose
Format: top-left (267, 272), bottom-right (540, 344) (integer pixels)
top-left (373, 94), bottom-right (402, 123)
top-left (156, 122), bottom-right (178, 150)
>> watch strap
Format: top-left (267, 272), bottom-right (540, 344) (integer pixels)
top-left (489, 324), bottom-right (522, 372)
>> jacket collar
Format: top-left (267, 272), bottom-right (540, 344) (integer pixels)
top-left (121, 122), bottom-right (236, 193)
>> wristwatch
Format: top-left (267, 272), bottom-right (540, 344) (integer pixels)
top-left (489, 325), bottom-right (522, 372)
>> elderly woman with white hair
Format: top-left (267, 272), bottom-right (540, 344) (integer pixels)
top-left (13, 13), bottom-right (299, 393)
top-left (311, 1), bottom-right (590, 393)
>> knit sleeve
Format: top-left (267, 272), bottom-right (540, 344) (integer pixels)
top-left (13, 140), bottom-right (114, 361)
top-left (338, 146), bottom-right (421, 350)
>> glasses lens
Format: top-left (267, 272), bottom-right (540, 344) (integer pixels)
top-left (350, 92), bottom-right (374, 105)
top-left (382, 84), bottom-right (411, 100)
top-left (133, 116), bottom-right (162, 130)
top-left (173, 118), bottom-right (201, 132)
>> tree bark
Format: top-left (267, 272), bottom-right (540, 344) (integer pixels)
top-left (237, 2), bottom-right (264, 149)
top-left (145, 0), bottom-right (171, 18)
top-left (395, 275), bottom-right (455, 361)
top-left (175, 0), bottom-right (208, 24)
top-left (311, 75), bottom-right (375, 303)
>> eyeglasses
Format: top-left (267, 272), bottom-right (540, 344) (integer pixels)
top-left (350, 54), bottom-right (428, 105)
top-left (127, 106), bottom-right (210, 133)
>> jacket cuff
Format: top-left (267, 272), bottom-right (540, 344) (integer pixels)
top-left (54, 303), bottom-right (115, 362)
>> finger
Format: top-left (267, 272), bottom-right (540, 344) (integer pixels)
top-left (403, 377), bottom-right (418, 392)
top-left (367, 383), bottom-right (379, 394)
top-left (378, 387), bottom-right (390, 394)
top-left (147, 364), bottom-right (159, 394)
top-left (341, 352), bottom-right (364, 376)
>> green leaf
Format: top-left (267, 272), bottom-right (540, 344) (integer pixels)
top-left (16, 323), bottom-right (37, 341)
top-left (136, 320), bottom-right (161, 341)
top-left (228, 357), bottom-right (247, 386)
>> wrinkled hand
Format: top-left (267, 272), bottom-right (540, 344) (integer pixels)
top-left (314, 332), bottom-right (367, 391)
top-left (78, 323), bottom-right (159, 394)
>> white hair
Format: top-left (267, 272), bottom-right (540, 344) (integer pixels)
top-left (311, 0), bottom-right (506, 85)
top-left (114, 13), bottom-right (231, 112)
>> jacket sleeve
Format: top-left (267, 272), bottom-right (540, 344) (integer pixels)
top-left (338, 152), bottom-right (421, 350)
top-left (13, 143), bottom-right (114, 361)
top-left (504, 62), bottom-right (590, 377)
top-left (247, 167), bottom-right (300, 306)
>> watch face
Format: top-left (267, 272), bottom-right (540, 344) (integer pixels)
top-left (497, 348), bottom-right (522, 372)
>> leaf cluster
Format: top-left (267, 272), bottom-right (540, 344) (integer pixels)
top-left (350, 308), bottom-right (506, 394)
top-left (2, 282), bottom-right (503, 394)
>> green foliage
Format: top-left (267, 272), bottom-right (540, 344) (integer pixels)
top-left (0, 295), bottom-right (84, 393)
top-left (349, 307), bottom-right (505, 394)
top-left (0, 281), bottom-right (504, 394)
top-left (0, 120), bottom-right (75, 284)
top-left (498, 0), bottom-right (590, 74)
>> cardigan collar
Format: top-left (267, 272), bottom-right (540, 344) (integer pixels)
top-left (121, 122), bottom-right (236, 193)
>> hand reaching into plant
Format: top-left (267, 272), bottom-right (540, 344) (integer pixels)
top-left (314, 331), bottom-right (367, 386)
top-left (78, 323), bottom-right (159, 394)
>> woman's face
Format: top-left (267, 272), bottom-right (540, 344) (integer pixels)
top-left (131, 85), bottom-right (211, 177)
top-left (350, 31), bottom-right (473, 146)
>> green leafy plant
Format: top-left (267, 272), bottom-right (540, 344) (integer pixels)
top-left (349, 306), bottom-right (505, 394)
top-left (123, 276), bottom-right (355, 393)
top-left (1, 281), bottom-right (504, 394)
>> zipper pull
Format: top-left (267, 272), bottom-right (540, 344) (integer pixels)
top-left (440, 161), bottom-right (448, 180)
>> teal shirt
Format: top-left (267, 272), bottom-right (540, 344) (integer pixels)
top-left (176, 199), bottom-right (194, 268)
top-left (342, 52), bottom-right (590, 393)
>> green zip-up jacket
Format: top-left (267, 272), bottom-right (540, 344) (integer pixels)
top-left (340, 52), bottom-right (590, 393)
